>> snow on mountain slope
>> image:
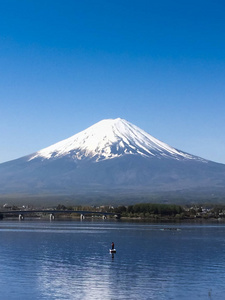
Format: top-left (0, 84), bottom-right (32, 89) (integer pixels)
top-left (29, 118), bottom-right (204, 162)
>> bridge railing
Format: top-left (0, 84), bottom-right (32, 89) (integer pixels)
top-left (0, 209), bottom-right (121, 220)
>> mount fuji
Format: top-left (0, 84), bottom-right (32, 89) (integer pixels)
top-left (0, 118), bottom-right (225, 204)
top-left (29, 118), bottom-right (204, 162)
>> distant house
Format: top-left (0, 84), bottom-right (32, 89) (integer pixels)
top-left (3, 203), bottom-right (12, 209)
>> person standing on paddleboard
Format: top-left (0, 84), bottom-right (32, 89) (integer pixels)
top-left (111, 242), bottom-right (115, 250)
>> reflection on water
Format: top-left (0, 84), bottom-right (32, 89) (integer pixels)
top-left (0, 220), bottom-right (225, 299)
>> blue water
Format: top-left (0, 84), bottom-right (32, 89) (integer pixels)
top-left (0, 220), bottom-right (225, 299)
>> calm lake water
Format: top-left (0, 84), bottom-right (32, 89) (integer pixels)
top-left (0, 219), bottom-right (225, 300)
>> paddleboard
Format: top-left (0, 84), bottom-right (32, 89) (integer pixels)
top-left (110, 249), bottom-right (116, 253)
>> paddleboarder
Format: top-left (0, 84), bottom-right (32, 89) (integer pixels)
top-left (111, 242), bottom-right (115, 250)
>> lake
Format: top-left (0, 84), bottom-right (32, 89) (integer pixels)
top-left (0, 219), bottom-right (225, 299)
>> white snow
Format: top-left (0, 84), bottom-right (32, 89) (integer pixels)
top-left (29, 118), bottom-right (204, 162)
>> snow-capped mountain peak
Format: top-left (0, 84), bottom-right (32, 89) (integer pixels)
top-left (29, 118), bottom-right (202, 162)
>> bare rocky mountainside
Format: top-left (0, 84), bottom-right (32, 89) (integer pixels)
top-left (0, 118), bottom-right (225, 204)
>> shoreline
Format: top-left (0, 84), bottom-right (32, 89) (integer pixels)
top-left (1, 214), bottom-right (225, 223)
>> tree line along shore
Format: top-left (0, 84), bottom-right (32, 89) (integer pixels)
top-left (113, 203), bottom-right (225, 220)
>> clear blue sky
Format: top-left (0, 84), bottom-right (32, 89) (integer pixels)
top-left (0, 0), bottom-right (225, 164)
